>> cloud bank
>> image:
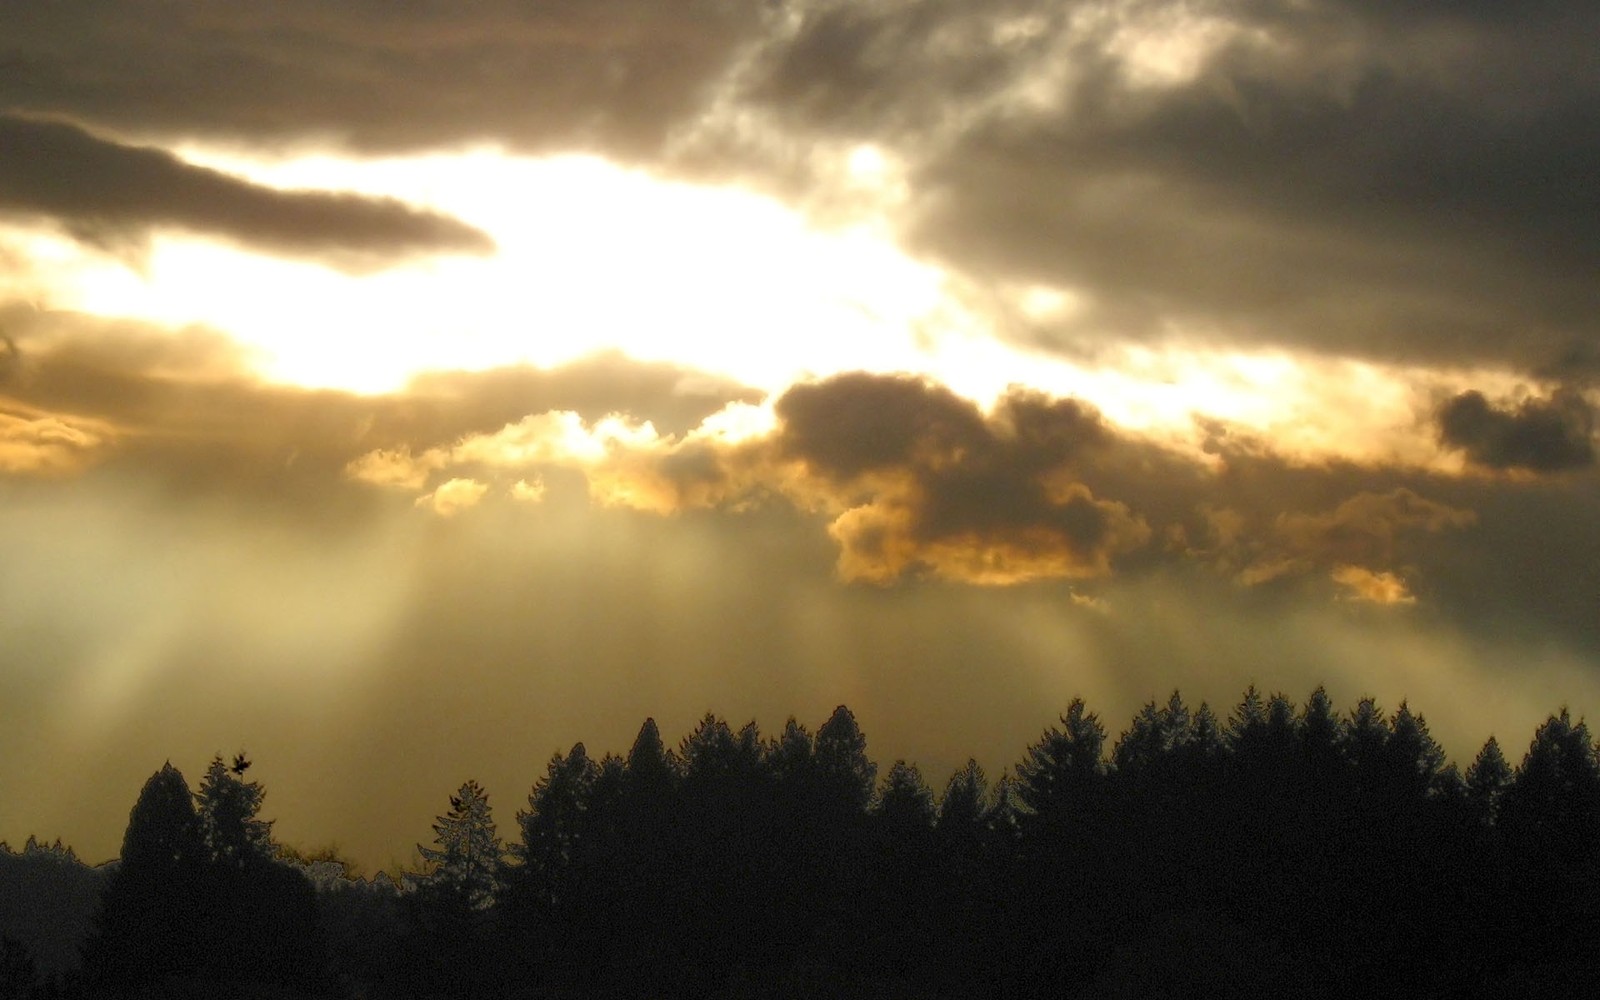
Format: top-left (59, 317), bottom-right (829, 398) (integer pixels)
top-left (0, 115), bottom-right (493, 267)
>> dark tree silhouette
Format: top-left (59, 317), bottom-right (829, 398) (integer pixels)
top-left (1497, 709), bottom-right (1600, 971)
top-left (1011, 698), bottom-right (1110, 993)
top-left (416, 779), bottom-right (503, 913)
top-left (51, 689), bottom-right (1600, 999)
top-left (1466, 735), bottom-right (1512, 827)
top-left (81, 763), bottom-right (209, 992)
top-left (814, 705), bottom-right (876, 814)
top-left (195, 753), bottom-right (273, 870)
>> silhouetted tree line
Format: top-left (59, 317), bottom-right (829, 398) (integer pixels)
top-left (8, 689), bottom-right (1600, 998)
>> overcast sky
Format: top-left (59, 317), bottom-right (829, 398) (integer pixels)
top-left (3, 0), bottom-right (1598, 869)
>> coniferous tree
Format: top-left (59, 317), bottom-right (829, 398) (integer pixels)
top-left (195, 753), bottom-right (275, 870)
top-left (195, 754), bottom-right (328, 992)
top-left (402, 781), bottom-right (505, 997)
top-left (1385, 702), bottom-right (1447, 801)
top-left (1012, 699), bottom-right (1109, 992)
top-left (815, 705), bottom-right (876, 814)
top-left (867, 761), bottom-right (938, 980)
top-left (769, 717), bottom-right (815, 786)
top-left (1496, 709), bottom-right (1600, 971)
top-left (1466, 736), bottom-right (1512, 827)
top-left (1225, 685), bottom-right (1267, 752)
top-left (511, 743), bottom-right (597, 915)
top-left (937, 759), bottom-right (988, 835)
top-left (417, 780), bottom-right (504, 913)
top-left (1341, 697), bottom-right (1391, 788)
top-left (876, 760), bottom-right (935, 833)
top-left (1016, 698), bottom-right (1105, 827)
top-left (82, 763), bottom-right (209, 991)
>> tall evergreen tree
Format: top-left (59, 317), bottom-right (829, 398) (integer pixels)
top-left (815, 705), bottom-right (876, 813)
top-left (513, 743), bottom-right (598, 910)
top-left (1495, 709), bottom-right (1600, 970)
top-left (625, 717), bottom-right (679, 796)
top-left (418, 780), bottom-right (504, 912)
top-left (82, 763), bottom-right (210, 991)
top-left (195, 753), bottom-right (274, 869)
top-left (769, 717), bottom-right (815, 788)
top-left (1016, 698), bottom-right (1105, 822)
top-left (876, 761), bottom-right (936, 832)
top-left (937, 759), bottom-right (989, 834)
top-left (1466, 736), bottom-right (1511, 826)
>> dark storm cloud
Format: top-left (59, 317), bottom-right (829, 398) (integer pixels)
top-left (770, 374), bottom-right (1149, 583)
top-left (741, 0), bottom-right (1600, 371)
top-left (745, 0), bottom-right (1060, 137)
top-left (0, 1), bottom-right (765, 157)
top-left (1435, 389), bottom-right (1596, 473)
top-left (0, 115), bottom-right (493, 266)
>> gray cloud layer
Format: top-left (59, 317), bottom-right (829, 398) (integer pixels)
top-left (0, 1), bottom-right (765, 156)
top-left (0, 115), bottom-right (493, 265)
top-left (8, 1), bottom-right (1595, 369)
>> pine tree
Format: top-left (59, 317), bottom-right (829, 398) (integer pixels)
top-left (1016, 698), bottom-right (1105, 821)
top-left (418, 780), bottom-right (504, 912)
top-left (625, 717), bottom-right (679, 796)
top-left (815, 705), bottom-right (877, 814)
top-left (82, 763), bottom-right (209, 990)
top-left (1465, 736), bottom-right (1511, 826)
top-left (769, 717), bottom-right (815, 787)
top-left (195, 753), bottom-right (274, 869)
top-left (876, 760), bottom-right (935, 831)
top-left (119, 762), bottom-right (205, 874)
top-left (1225, 685), bottom-right (1267, 752)
top-left (514, 744), bottom-right (598, 907)
top-left (1386, 702), bottom-right (1447, 799)
top-left (938, 759), bottom-right (989, 833)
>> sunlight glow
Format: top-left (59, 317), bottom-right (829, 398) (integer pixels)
top-left (3, 142), bottom-right (1504, 471)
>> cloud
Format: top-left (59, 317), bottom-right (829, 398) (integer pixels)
top-left (1435, 389), bottom-right (1596, 473)
top-left (1219, 487), bottom-right (1476, 597)
top-left (0, 406), bottom-right (111, 475)
top-left (0, 1), bottom-right (766, 158)
top-left (355, 372), bottom-right (1505, 594)
top-left (509, 478), bottom-right (546, 503)
top-left (0, 313), bottom-right (760, 517)
top-left (724, 0), bottom-right (1600, 374)
top-left (1270, 488), bottom-right (1478, 570)
top-left (1330, 565), bottom-right (1415, 606)
top-left (773, 375), bottom-right (1149, 583)
top-left (6, 2), bottom-right (1595, 372)
top-left (345, 448), bottom-right (441, 492)
top-left (415, 478), bottom-right (489, 517)
top-left (0, 114), bottom-right (494, 267)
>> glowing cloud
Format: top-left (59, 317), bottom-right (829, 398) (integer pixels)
top-left (416, 478), bottom-right (489, 518)
top-left (0, 408), bottom-right (112, 475)
top-left (1331, 565), bottom-right (1416, 605)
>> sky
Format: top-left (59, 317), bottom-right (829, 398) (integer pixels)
top-left (2, 0), bottom-right (1598, 870)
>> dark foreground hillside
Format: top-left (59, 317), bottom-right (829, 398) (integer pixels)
top-left (5, 688), bottom-right (1599, 999)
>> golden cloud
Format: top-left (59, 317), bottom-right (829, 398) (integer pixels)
top-left (1330, 565), bottom-right (1416, 605)
top-left (0, 407), bottom-right (113, 475)
top-left (415, 477), bottom-right (489, 517)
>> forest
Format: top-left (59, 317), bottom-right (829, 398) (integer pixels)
top-left (3, 686), bottom-right (1599, 999)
